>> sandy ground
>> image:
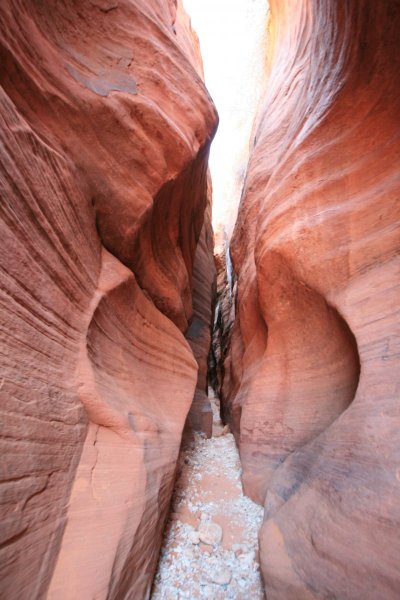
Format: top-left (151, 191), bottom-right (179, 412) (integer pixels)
top-left (151, 392), bottom-right (265, 600)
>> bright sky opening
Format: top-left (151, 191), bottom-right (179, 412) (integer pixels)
top-left (183, 0), bottom-right (269, 238)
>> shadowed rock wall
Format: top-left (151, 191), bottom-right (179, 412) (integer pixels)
top-left (186, 192), bottom-right (216, 437)
top-left (223, 1), bottom-right (400, 598)
top-left (0, 1), bottom-right (217, 598)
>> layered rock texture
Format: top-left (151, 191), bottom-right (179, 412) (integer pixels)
top-left (223, 1), bottom-right (400, 598)
top-left (185, 198), bottom-right (216, 437)
top-left (0, 1), bottom-right (217, 598)
top-left (209, 226), bottom-right (235, 399)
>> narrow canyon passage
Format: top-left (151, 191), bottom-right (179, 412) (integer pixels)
top-left (0, 1), bottom-right (399, 599)
top-left (151, 390), bottom-right (264, 599)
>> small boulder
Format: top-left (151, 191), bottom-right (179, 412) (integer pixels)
top-left (198, 521), bottom-right (223, 545)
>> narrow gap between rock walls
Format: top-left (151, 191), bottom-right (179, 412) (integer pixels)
top-left (150, 387), bottom-right (265, 600)
top-left (150, 2), bottom-right (270, 597)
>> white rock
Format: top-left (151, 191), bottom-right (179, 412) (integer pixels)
top-left (202, 586), bottom-right (214, 597)
top-left (211, 568), bottom-right (232, 585)
top-left (238, 551), bottom-right (255, 563)
top-left (232, 543), bottom-right (246, 554)
top-left (188, 530), bottom-right (200, 544)
top-left (198, 521), bottom-right (223, 545)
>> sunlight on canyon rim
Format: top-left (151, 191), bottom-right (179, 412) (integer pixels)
top-left (183, 0), bottom-right (269, 239)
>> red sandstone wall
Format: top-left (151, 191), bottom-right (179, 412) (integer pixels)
top-left (186, 192), bottom-right (216, 437)
top-left (0, 1), bottom-right (217, 598)
top-left (224, 1), bottom-right (400, 598)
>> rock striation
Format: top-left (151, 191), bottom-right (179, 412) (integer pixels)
top-left (0, 1), bottom-right (217, 598)
top-left (210, 225), bottom-right (236, 404)
top-left (185, 195), bottom-right (216, 437)
top-left (223, 1), bottom-right (400, 598)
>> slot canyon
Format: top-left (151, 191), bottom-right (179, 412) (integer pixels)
top-left (0, 0), bottom-right (399, 599)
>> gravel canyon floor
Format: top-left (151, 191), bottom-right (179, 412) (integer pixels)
top-left (151, 392), bottom-right (264, 599)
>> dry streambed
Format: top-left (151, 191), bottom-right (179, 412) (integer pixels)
top-left (151, 398), bottom-right (264, 600)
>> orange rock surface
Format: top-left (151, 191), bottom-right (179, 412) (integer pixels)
top-left (223, 0), bottom-right (400, 598)
top-left (0, 1), bottom-right (217, 598)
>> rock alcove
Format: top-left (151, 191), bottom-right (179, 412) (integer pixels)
top-left (0, 1), bottom-right (399, 599)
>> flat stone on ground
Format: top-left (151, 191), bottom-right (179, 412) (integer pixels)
top-left (198, 521), bottom-right (223, 546)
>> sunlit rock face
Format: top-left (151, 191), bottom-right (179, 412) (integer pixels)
top-left (0, 1), bottom-right (217, 598)
top-left (184, 0), bottom-right (269, 239)
top-left (223, 0), bottom-right (400, 597)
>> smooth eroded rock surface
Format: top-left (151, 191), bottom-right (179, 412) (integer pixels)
top-left (0, 1), bottom-right (217, 598)
top-left (185, 197), bottom-right (216, 437)
top-left (223, 1), bottom-right (400, 598)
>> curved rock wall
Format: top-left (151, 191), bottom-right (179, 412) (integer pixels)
top-left (0, 1), bottom-right (217, 598)
top-left (224, 1), bottom-right (400, 598)
top-left (210, 226), bottom-right (236, 399)
top-left (185, 193), bottom-right (216, 437)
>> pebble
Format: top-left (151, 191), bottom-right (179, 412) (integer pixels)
top-left (202, 586), bottom-right (214, 596)
top-left (238, 551), bottom-right (255, 563)
top-left (188, 530), bottom-right (200, 544)
top-left (151, 394), bottom-right (264, 600)
top-left (198, 521), bottom-right (223, 545)
top-left (232, 543), bottom-right (247, 553)
top-left (211, 568), bottom-right (232, 585)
